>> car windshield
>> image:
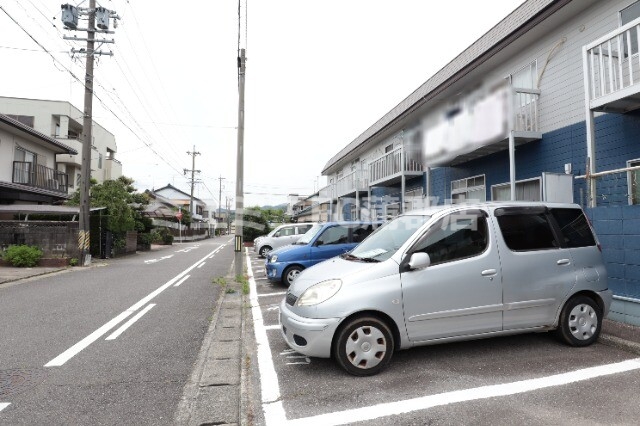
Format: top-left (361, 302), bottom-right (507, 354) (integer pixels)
top-left (295, 223), bottom-right (323, 245)
top-left (349, 215), bottom-right (430, 262)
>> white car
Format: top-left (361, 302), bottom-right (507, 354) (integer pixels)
top-left (254, 223), bottom-right (314, 257)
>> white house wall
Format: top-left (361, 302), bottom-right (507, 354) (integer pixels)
top-left (0, 97), bottom-right (118, 185)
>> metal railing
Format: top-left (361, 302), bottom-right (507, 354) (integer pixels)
top-left (12, 161), bottom-right (69, 194)
top-left (335, 169), bottom-right (368, 197)
top-left (584, 16), bottom-right (640, 104)
top-left (369, 146), bottom-right (422, 185)
top-left (513, 87), bottom-right (540, 133)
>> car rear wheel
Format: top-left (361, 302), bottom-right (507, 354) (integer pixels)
top-left (333, 316), bottom-right (394, 376)
top-left (258, 245), bottom-right (272, 258)
top-left (282, 265), bottom-right (303, 286)
top-left (555, 295), bottom-right (602, 347)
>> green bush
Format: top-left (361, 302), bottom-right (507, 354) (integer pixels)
top-left (2, 245), bottom-right (43, 267)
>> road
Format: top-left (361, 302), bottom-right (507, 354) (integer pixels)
top-left (0, 236), bottom-right (234, 425)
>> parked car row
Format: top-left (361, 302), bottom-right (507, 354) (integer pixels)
top-left (253, 222), bottom-right (314, 258)
top-left (273, 202), bottom-right (612, 376)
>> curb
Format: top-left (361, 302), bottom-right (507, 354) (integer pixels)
top-left (174, 258), bottom-right (246, 426)
top-left (600, 333), bottom-right (640, 356)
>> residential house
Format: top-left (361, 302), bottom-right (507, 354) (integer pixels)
top-left (0, 113), bottom-right (76, 207)
top-left (0, 96), bottom-right (121, 193)
top-left (153, 184), bottom-right (208, 223)
top-left (319, 0), bottom-right (640, 325)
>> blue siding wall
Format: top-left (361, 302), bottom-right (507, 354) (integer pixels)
top-left (426, 113), bottom-right (640, 325)
top-left (428, 113), bottom-right (640, 205)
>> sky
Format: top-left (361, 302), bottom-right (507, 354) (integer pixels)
top-left (0, 0), bottom-right (525, 210)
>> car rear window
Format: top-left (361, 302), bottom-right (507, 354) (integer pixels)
top-left (496, 212), bottom-right (557, 251)
top-left (550, 208), bottom-right (596, 248)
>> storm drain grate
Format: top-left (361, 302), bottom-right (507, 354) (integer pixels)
top-left (0, 369), bottom-right (46, 398)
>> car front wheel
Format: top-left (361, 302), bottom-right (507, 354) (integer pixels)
top-left (333, 316), bottom-right (394, 376)
top-left (258, 245), bottom-right (271, 258)
top-left (555, 295), bottom-right (602, 347)
top-left (282, 265), bottom-right (303, 286)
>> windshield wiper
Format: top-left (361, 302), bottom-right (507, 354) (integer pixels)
top-left (341, 253), bottom-right (380, 262)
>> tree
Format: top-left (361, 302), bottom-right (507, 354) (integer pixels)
top-left (67, 176), bottom-right (149, 249)
top-left (242, 206), bottom-right (270, 242)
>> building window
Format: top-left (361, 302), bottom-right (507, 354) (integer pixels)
top-left (98, 153), bottom-right (103, 169)
top-left (628, 159), bottom-right (640, 205)
top-left (621, 1), bottom-right (640, 56)
top-left (492, 178), bottom-right (541, 201)
top-left (7, 115), bottom-right (34, 127)
top-left (13, 146), bottom-right (37, 184)
top-left (451, 175), bottom-right (486, 203)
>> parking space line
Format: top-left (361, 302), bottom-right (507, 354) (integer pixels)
top-left (264, 325), bottom-right (279, 330)
top-left (258, 292), bottom-right (286, 297)
top-left (246, 250), bottom-right (284, 411)
top-left (281, 358), bottom-right (640, 426)
top-left (0, 403), bottom-right (9, 413)
top-left (105, 304), bottom-right (156, 340)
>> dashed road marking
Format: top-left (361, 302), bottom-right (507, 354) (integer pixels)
top-left (106, 304), bottom-right (156, 340)
top-left (174, 275), bottom-right (190, 287)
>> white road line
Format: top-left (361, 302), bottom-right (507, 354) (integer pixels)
top-left (264, 325), bottom-right (280, 330)
top-left (246, 249), bottom-right (283, 410)
top-left (281, 358), bottom-right (640, 426)
top-left (258, 292), bottom-right (286, 298)
top-left (105, 304), bottom-right (156, 340)
top-left (44, 245), bottom-right (225, 367)
top-left (197, 262), bottom-right (205, 268)
top-left (174, 275), bottom-right (190, 287)
top-left (0, 403), bottom-right (9, 413)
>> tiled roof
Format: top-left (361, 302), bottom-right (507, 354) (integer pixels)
top-left (0, 113), bottom-right (78, 155)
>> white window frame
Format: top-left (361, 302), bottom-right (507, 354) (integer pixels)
top-left (491, 177), bottom-right (542, 201)
top-left (627, 158), bottom-right (640, 205)
top-left (451, 174), bottom-right (486, 204)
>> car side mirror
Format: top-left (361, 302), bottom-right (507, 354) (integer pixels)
top-left (408, 252), bottom-right (431, 270)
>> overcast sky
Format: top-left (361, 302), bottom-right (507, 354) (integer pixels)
top-left (0, 0), bottom-right (525, 209)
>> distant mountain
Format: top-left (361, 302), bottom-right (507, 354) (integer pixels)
top-left (261, 204), bottom-right (287, 211)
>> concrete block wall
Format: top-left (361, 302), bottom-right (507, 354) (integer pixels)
top-left (586, 206), bottom-right (640, 326)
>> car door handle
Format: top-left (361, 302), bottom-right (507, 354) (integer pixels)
top-left (481, 269), bottom-right (497, 277)
top-left (557, 259), bottom-right (571, 266)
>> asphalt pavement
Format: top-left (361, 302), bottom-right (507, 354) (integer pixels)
top-left (2, 248), bottom-right (640, 426)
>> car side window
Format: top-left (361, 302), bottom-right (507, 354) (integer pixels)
top-left (281, 227), bottom-right (295, 237)
top-left (297, 225), bottom-right (312, 234)
top-left (315, 226), bottom-right (349, 246)
top-left (549, 208), bottom-right (596, 248)
top-left (411, 211), bottom-right (488, 266)
top-left (352, 224), bottom-right (374, 243)
top-left (273, 230), bottom-right (281, 237)
top-left (497, 212), bottom-right (557, 251)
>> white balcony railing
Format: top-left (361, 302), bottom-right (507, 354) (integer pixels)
top-left (335, 169), bottom-right (369, 197)
top-left (369, 146), bottom-right (423, 186)
top-left (584, 16), bottom-right (640, 112)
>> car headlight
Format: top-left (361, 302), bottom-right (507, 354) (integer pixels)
top-left (269, 254), bottom-right (278, 263)
top-left (296, 279), bottom-right (342, 306)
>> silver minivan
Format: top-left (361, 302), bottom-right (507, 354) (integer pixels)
top-left (279, 202), bottom-right (612, 376)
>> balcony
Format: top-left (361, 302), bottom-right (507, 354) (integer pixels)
top-left (13, 161), bottom-right (69, 194)
top-left (369, 145), bottom-right (423, 187)
top-left (423, 85), bottom-right (541, 167)
top-left (335, 169), bottom-right (369, 198)
top-left (583, 16), bottom-right (640, 113)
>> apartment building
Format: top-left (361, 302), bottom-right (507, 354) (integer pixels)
top-left (320, 0), bottom-right (640, 325)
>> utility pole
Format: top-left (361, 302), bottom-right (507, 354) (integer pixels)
top-left (184, 146), bottom-right (201, 218)
top-left (217, 175), bottom-right (225, 232)
top-left (61, 2), bottom-right (118, 266)
top-left (234, 48), bottom-right (246, 277)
